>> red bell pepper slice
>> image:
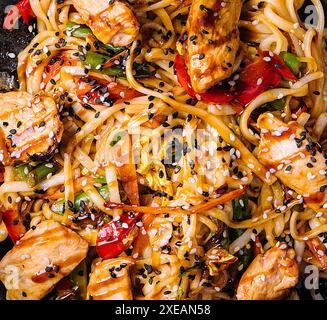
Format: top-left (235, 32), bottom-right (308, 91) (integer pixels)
top-left (234, 57), bottom-right (282, 106)
top-left (174, 51), bottom-right (297, 107)
top-left (174, 54), bottom-right (234, 104)
top-left (174, 54), bottom-right (197, 97)
top-left (77, 76), bottom-right (143, 106)
top-left (96, 212), bottom-right (141, 260)
top-left (262, 51), bottom-right (298, 81)
top-left (2, 209), bottom-right (26, 243)
top-left (3, 0), bottom-right (35, 30)
top-left (97, 189), bottom-right (244, 259)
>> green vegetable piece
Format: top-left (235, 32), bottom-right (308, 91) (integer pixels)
top-left (51, 199), bottom-right (65, 215)
top-left (256, 97), bottom-right (286, 116)
top-left (74, 192), bottom-right (91, 210)
top-left (101, 42), bottom-right (124, 54)
top-left (94, 176), bottom-right (107, 184)
top-left (178, 286), bottom-right (184, 298)
top-left (13, 163), bottom-right (33, 184)
top-left (98, 185), bottom-right (110, 201)
top-left (83, 52), bottom-right (124, 77)
top-left (232, 193), bottom-right (251, 222)
top-left (280, 51), bottom-right (301, 75)
top-left (31, 162), bottom-right (59, 185)
top-left (66, 22), bottom-right (92, 38)
top-left (268, 97), bottom-right (286, 111)
top-left (110, 131), bottom-right (126, 147)
top-left (51, 185), bottom-right (109, 213)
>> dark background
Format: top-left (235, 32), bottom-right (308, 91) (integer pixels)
top-left (0, 0), bottom-right (325, 301)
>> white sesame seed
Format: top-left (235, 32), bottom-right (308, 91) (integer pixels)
top-left (256, 78), bottom-right (263, 85)
top-left (307, 172), bottom-right (316, 180)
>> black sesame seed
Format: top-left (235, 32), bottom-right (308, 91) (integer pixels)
top-left (45, 266), bottom-right (53, 272)
top-left (144, 263), bottom-right (153, 274)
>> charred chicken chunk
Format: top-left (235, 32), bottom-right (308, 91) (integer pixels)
top-left (257, 113), bottom-right (327, 215)
top-left (185, 0), bottom-right (242, 93)
top-left (71, 0), bottom-right (139, 47)
top-left (87, 257), bottom-right (134, 300)
top-left (0, 92), bottom-right (63, 165)
top-left (0, 220), bottom-right (88, 300)
top-left (237, 245), bottom-right (299, 300)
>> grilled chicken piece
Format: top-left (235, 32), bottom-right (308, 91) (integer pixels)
top-left (184, 0), bottom-right (242, 93)
top-left (71, 0), bottom-right (139, 47)
top-left (257, 113), bottom-right (327, 215)
top-left (0, 220), bottom-right (88, 300)
top-left (237, 245), bottom-right (299, 300)
top-left (0, 92), bottom-right (63, 165)
top-left (87, 257), bottom-right (134, 300)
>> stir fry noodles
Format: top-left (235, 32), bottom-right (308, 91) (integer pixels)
top-left (0, 0), bottom-right (326, 300)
